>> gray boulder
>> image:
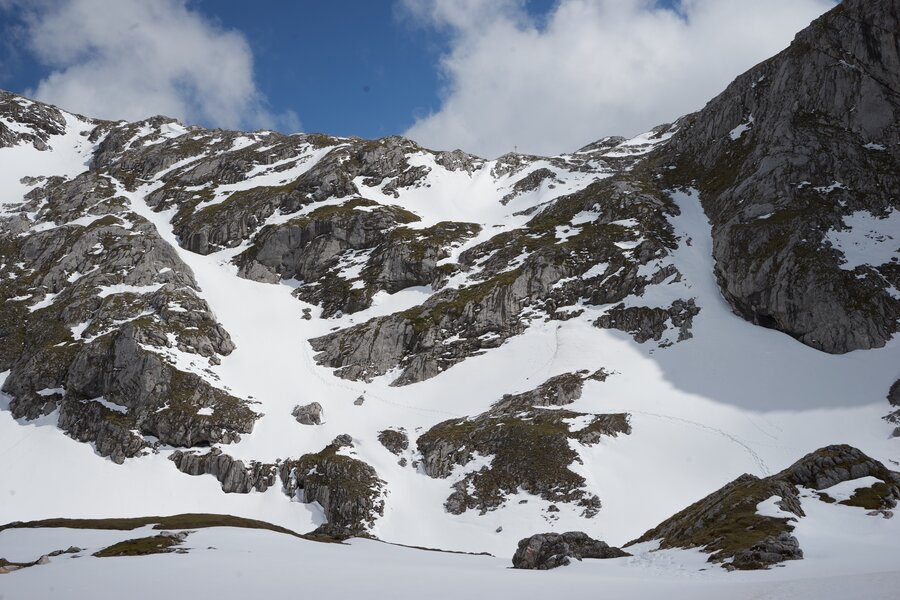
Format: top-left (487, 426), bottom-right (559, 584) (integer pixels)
top-left (292, 402), bottom-right (323, 426)
top-left (512, 531), bottom-right (630, 570)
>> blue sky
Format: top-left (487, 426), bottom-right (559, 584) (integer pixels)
top-left (184, 1), bottom-right (453, 139)
top-left (0, 0), bottom-right (833, 157)
top-left (1, 0), bottom-right (558, 139)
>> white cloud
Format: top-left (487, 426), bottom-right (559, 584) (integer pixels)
top-left (9, 0), bottom-right (298, 131)
top-left (400, 0), bottom-right (836, 158)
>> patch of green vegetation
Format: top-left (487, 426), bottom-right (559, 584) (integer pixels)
top-left (840, 482), bottom-right (894, 510)
top-left (630, 475), bottom-right (795, 563)
top-left (93, 534), bottom-right (182, 558)
top-left (461, 174), bottom-right (677, 281)
top-left (85, 214), bottom-right (122, 229)
top-left (698, 136), bottom-right (755, 201)
top-left (791, 110), bottom-right (831, 131)
top-left (185, 181), bottom-right (296, 231)
top-left (61, 395), bottom-right (137, 431)
top-left (295, 271), bottom-right (372, 318)
top-left (377, 429), bottom-right (409, 454)
top-left (0, 514), bottom-right (304, 538)
top-left (155, 179), bottom-right (212, 218)
top-left (288, 198), bottom-right (421, 229)
top-left (171, 136), bottom-right (210, 158)
top-left (0, 292), bottom-right (27, 367)
top-left (283, 444), bottom-right (373, 497)
top-left (431, 263), bottom-right (459, 285)
top-left (0, 558), bottom-right (25, 569)
top-left (303, 133), bottom-right (339, 149)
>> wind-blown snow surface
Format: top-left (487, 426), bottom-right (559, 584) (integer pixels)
top-left (1, 107), bottom-right (899, 592)
top-left (2, 524), bottom-right (899, 600)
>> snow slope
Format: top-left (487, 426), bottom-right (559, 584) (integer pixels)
top-left (0, 100), bottom-right (898, 596)
top-left (2, 523), bottom-right (899, 600)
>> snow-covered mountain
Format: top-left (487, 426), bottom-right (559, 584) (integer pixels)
top-left (1, 0), bottom-right (899, 596)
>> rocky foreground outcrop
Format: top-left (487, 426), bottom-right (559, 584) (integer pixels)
top-left (630, 445), bottom-right (900, 569)
top-left (512, 531), bottom-right (630, 570)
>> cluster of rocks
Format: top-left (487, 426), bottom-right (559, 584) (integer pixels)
top-left (0, 545), bottom-right (81, 574)
top-left (166, 436), bottom-right (386, 536)
top-left (416, 372), bottom-right (630, 516)
top-left (310, 175), bottom-right (692, 385)
top-left (594, 299), bottom-right (700, 344)
top-left (292, 402), bottom-right (323, 425)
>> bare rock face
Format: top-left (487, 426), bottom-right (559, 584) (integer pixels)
top-left (889, 380), bottom-right (900, 407)
top-left (236, 202), bottom-right (479, 318)
top-left (659, 0), bottom-right (900, 354)
top-left (169, 449), bottom-right (276, 494)
top-left (57, 399), bottom-right (148, 465)
top-left (594, 299), bottom-right (700, 344)
top-left (886, 381), bottom-right (900, 437)
top-left (512, 531), bottom-right (630, 570)
top-left (292, 402), bottom-right (323, 426)
top-left (779, 444), bottom-right (900, 492)
top-left (0, 92), bottom-right (68, 150)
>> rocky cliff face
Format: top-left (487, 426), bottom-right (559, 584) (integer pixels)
top-left (659, 0), bottom-right (900, 353)
top-left (0, 97), bottom-right (257, 462)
